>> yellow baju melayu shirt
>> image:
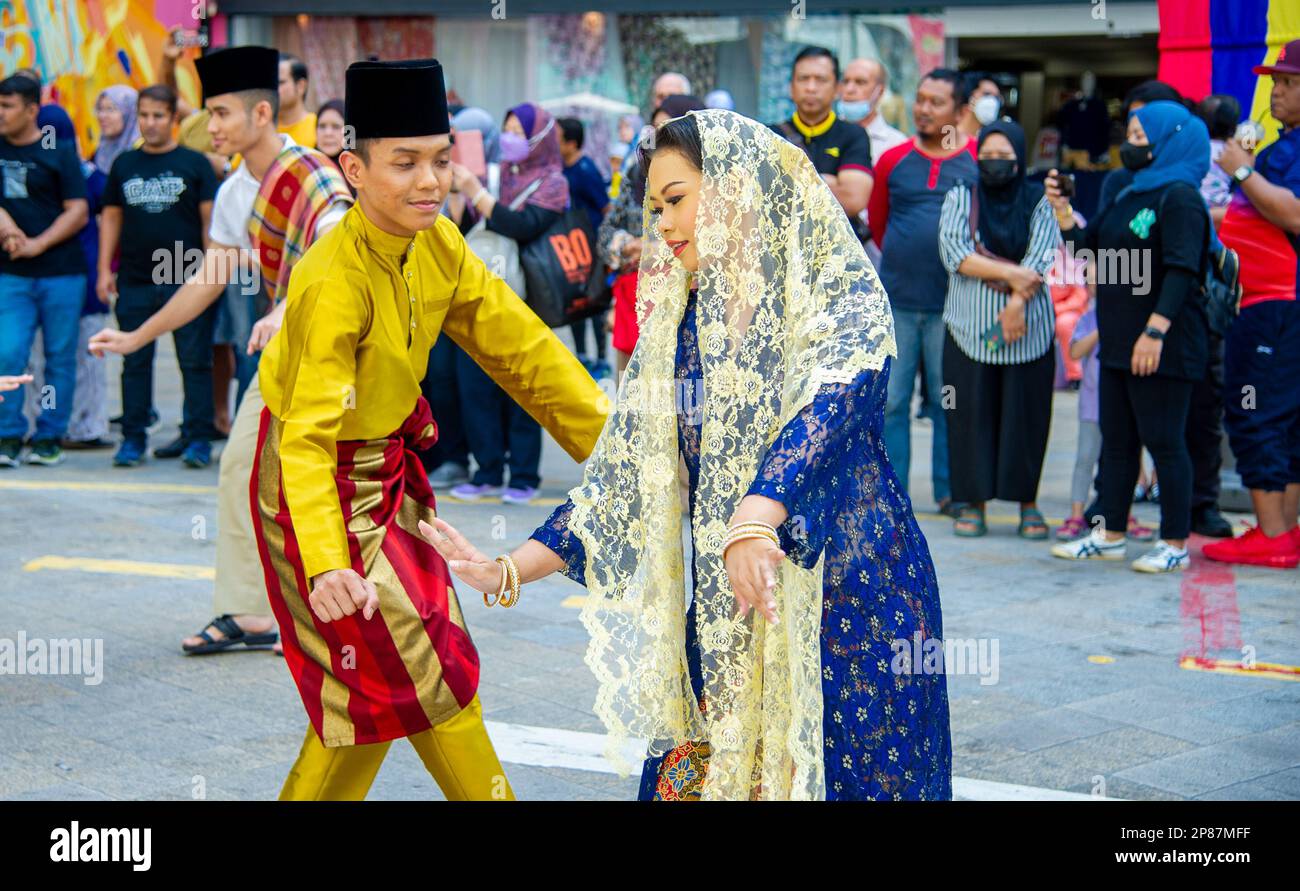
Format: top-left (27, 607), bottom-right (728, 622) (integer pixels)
top-left (259, 203), bottom-right (608, 580)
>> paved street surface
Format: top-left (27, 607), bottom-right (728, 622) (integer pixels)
top-left (1, 337), bottom-right (1297, 801)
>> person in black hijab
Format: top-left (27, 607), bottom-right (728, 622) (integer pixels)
top-left (937, 118), bottom-right (1064, 538)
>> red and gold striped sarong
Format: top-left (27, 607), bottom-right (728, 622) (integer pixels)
top-left (250, 397), bottom-right (479, 747)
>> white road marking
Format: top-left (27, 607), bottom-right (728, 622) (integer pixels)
top-left (484, 720), bottom-right (1120, 800)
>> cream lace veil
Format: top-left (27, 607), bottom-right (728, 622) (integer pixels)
top-left (568, 109), bottom-right (896, 799)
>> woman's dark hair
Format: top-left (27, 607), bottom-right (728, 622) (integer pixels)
top-left (1196, 93), bottom-right (1242, 141)
top-left (1122, 80), bottom-right (1184, 117)
top-left (317, 98), bottom-right (345, 122)
top-left (637, 113), bottom-right (702, 175)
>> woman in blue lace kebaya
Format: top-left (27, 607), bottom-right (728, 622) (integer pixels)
top-left (420, 109), bottom-right (951, 800)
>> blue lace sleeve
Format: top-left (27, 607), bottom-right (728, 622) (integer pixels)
top-left (528, 498), bottom-right (587, 586)
top-left (746, 366), bottom-right (883, 568)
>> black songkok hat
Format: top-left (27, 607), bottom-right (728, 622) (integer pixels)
top-left (345, 59), bottom-right (450, 139)
top-left (195, 46), bottom-right (280, 104)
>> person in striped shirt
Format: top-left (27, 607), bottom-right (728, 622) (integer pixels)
top-left (937, 119), bottom-right (1062, 538)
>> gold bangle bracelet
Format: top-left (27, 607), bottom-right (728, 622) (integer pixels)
top-left (494, 555), bottom-right (521, 608)
top-left (723, 530), bottom-right (781, 557)
top-left (485, 558), bottom-right (506, 608)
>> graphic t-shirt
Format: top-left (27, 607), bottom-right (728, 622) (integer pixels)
top-left (102, 145), bottom-right (220, 285)
top-left (0, 135), bottom-right (88, 278)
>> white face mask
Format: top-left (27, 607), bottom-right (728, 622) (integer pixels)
top-left (974, 94), bottom-right (1002, 127)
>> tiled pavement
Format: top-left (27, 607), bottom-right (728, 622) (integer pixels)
top-left (0, 339), bottom-right (1296, 800)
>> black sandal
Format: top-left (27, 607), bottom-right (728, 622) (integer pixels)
top-left (182, 614), bottom-right (278, 655)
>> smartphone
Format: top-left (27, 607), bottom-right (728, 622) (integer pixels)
top-left (1057, 172), bottom-right (1076, 198)
top-left (980, 319), bottom-right (1006, 353)
top-left (449, 128), bottom-right (486, 178)
top-left (175, 30), bottom-right (209, 49)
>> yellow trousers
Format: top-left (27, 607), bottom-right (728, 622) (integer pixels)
top-left (279, 696), bottom-right (515, 801)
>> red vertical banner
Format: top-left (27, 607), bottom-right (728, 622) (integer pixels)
top-left (1157, 0), bottom-right (1213, 100)
top-left (908, 14), bottom-right (945, 76)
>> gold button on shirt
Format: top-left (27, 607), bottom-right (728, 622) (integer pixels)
top-left (260, 204), bottom-right (609, 579)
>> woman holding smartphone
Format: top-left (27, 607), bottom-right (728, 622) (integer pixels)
top-left (936, 120), bottom-right (1064, 538)
top-left (1047, 100), bottom-right (1210, 574)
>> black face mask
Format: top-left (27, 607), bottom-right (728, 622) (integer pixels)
top-left (978, 158), bottom-right (1018, 188)
top-left (1120, 141), bottom-right (1155, 171)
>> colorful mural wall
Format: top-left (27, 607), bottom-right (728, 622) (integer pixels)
top-left (1, 0), bottom-right (207, 154)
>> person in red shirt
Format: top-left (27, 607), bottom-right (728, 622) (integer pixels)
top-left (1205, 40), bottom-right (1300, 569)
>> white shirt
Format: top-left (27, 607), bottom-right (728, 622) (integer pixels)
top-left (864, 114), bottom-right (908, 169)
top-left (207, 134), bottom-right (347, 248)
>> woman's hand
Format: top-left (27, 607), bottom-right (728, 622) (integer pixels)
top-left (724, 538), bottom-right (785, 625)
top-left (418, 518), bottom-right (503, 596)
top-left (450, 163), bottom-right (481, 197)
top-left (1131, 334), bottom-right (1163, 376)
top-left (1044, 168), bottom-right (1069, 214)
top-left (999, 295), bottom-right (1028, 343)
top-left (1005, 265), bottom-right (1042, 298)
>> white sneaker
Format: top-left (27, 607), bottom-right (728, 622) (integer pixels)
top-left (1131, 540), bottom-right (1189, 573)
top-left (1050, 526), bottom-right (1127, 561)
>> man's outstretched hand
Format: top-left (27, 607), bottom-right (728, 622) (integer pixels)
top-left (308, 568), bottom-right (380, 623)
top-left (88, 327), bottom-right (142, 358)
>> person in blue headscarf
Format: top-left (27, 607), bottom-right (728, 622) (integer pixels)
top-left (1049, 99), bottom-right (1212, 575)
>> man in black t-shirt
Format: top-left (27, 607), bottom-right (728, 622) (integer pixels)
top-left (100, 84), bottom-right (220, 467)
top-left (771, 45), bottom-right (872, 239)
top-left (0, 75), bottom-right (89, 467)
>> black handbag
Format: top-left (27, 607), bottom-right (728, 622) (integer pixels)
top-left (1157, 187), bottom-right (1241, 338)
top-left (519, 208), bottom-right (607, 328)
top-left (1203, 239), bottom-right (1242, 338)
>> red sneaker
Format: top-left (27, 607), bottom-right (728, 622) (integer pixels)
top-left (1202, 526), bottom-right (1300, 569)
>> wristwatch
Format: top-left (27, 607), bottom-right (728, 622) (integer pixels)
top-left (1233, 165), bottom-right (1254, 184)
top-left (1143, 326), bottom-right (1166, 341)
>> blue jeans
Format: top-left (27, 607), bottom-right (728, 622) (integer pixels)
top-left (883, 307), bottom-right (950, 504)
top-left (0, 272), bottom-right (87, 440)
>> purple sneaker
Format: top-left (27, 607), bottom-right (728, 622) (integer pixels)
top-left (502, 485), bottom-right (538, 505)
top-left (449, 482), bottom-right (503, 501)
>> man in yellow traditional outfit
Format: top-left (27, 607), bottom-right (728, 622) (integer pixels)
top-left (250, 58), bottom-right (608, 800)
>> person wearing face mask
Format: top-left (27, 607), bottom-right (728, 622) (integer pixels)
top-left (1049, 101), bottom-right (1211, 574)
top-left (959, 73), bottom-right (1003, 140)
top-left (840, 58), bottom-right (907, 165)
top-left (448, 102), bottom-right (571, 506)
top-left (937, 120), bottom-right (1062, 539)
